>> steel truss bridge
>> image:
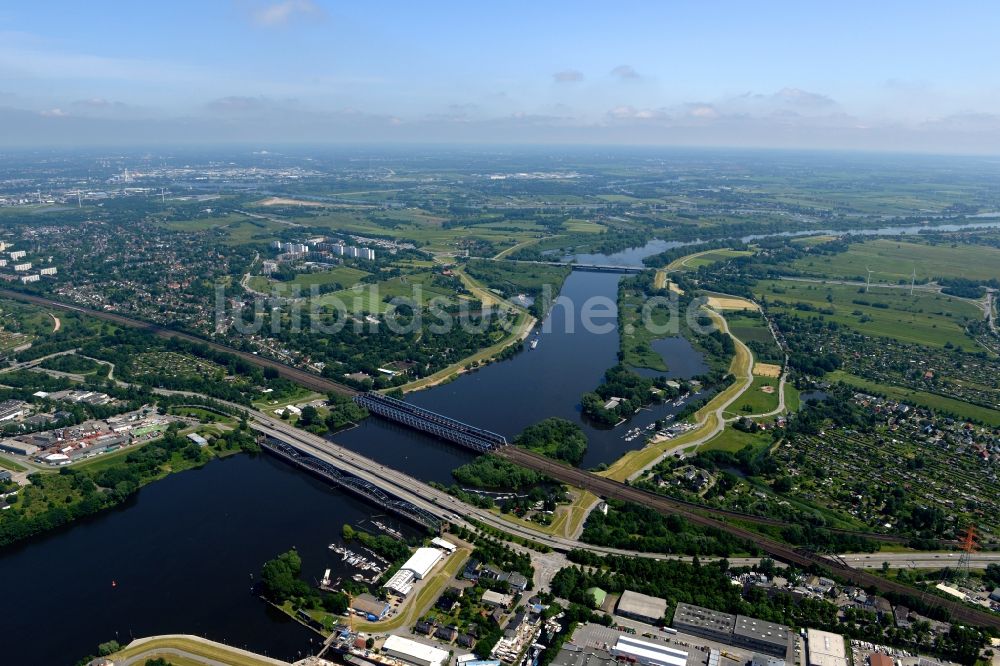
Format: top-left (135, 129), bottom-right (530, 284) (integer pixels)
top-left (260, 436), bottom-right (441, 530)
top-left (354, 392), bottom-right (507, 453)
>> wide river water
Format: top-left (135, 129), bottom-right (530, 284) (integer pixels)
top-left (5, 219), bottom-right (999, 664)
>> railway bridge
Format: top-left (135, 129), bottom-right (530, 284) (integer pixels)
top-left (354, 392), bottom-right (507, 453)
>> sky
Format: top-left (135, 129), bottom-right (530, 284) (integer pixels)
top-left (2, 0), bottom-right (1000, 152)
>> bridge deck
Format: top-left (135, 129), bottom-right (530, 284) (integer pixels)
top-left (260, 435), bottom-right (440, 530)
top-left (355, 392), bottom-right (507, 453)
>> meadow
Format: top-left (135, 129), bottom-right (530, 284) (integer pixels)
top-left (754, 279), bottom-right (984, 350)
top-left (789, 238), bottom-right (1000, 283)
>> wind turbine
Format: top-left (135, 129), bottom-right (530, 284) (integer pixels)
top-left (160, 187), bottom-right (166, 204)
top-left (865, 266), bottom-right (873, 293)
top-left (910, 265), bottom-right (917, 296)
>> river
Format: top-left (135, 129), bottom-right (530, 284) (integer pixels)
top-left (5, 221), bottom-right (997, 664)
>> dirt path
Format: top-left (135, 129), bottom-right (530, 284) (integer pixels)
top-left (49, 313), bottom-right (60, 332)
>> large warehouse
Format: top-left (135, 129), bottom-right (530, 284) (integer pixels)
top-left (383, 547), bottom-right (446, 597)
top-left (403, 547), bottom-right (444, 579)
top-left (672, 602), bottom-right (736, 643)
top-left (611, 635), bottom-right (688, 666)
top-left (383, 635), bottom-right (450, 666)
top-left (806, 629), bottom-right (848, 666)
top-left (732, 614), bottom-right (792, 657)
top-left (616, 590), bottom-right (668, 624)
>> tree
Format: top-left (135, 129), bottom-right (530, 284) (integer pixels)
top-left (97, 640), bottom-right (121, 656)
top-left (260, 549), bottom-right (309, 603)
top-left (514, 418), bottom-right (588, 465)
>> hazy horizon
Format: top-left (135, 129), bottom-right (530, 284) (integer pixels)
top-left (4, 1), bottom-right (1000, 153)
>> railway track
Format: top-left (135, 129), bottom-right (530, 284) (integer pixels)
top-left (499, 447), bottom-right (1000, 630)
top-left (504, 446), bottom-right (910, 543)
top-left (0, 289), bottom-right (357, 397)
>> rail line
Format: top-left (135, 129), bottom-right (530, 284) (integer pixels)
top-left (499, 447), bottom-right (1000, 630)
top-left (0, 289), bottom-right (357, 397)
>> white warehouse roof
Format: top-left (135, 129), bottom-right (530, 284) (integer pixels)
top-left (401, 547), bottom-right (443, 579)
top-left (612, 635), bottom-right (688, 666)
top-left (383, 635), bottom-right (450, 666)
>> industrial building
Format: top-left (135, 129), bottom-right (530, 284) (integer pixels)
top-left (0, 400), bottom-right (29, 422)
top-left (351, 593), bottom-right (390, 621)
top-left (383, 547), bottom-right (445, 597)
top-left (610, 635), bottom-right (688, 666)
top-left (382, 635), bottom-right (450, 666)
top-left (402, 547), bottom-right (444, 579)
top-left (806, 629), bottom-right (848, 666)
top-left (431, 537), bottom-right (457, 553)
top-left (0, 439), bottom-right (40, 456)
top-left (732, 614), bottom-right (792, 657)
top-left (616, 590), bottom-right (668, 624)
top-left (672, 603), bottom-right (791, 658)
top-left (672, 602), bottom-right (736, 642)
top-left (752, 655), bottom-right (786, 666)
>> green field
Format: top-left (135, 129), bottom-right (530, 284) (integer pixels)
top-left (789, 238), bottom-right (1000, 283)
top-left (755, 279), bottom-right (984, 350)
top-left (701, 425), bottom-right (772, 453)
top-left (828, 370), bottom-right (1000, 426)
top-left (682, 248), bottom-right (752, 269)
top-left (165, 213), bottom-right (286, 244)
top-left (248, 266), bottom-right (369, 294)
top-left (563, 218), bottom-right (606, 233)
top-left (726, 376), bottom-right (780, 416)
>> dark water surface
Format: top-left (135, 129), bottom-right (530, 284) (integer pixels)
top-left (0, 455), bottom-right (419, 665)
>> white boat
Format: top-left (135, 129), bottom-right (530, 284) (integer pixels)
top-left (529, 339), bottom-right (538, 349)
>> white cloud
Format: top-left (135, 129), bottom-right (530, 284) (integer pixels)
top-left (250, 0), bottom-right (325, 27)
top-left (553, 70), bottom-right (584, 83)
top-left (610, 65), bottom-right (640, 80)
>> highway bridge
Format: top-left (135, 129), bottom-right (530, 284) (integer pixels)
top-left (259, 435), bottom-right (441, 530)
top-left (354, 392), bottom-right (508, 452)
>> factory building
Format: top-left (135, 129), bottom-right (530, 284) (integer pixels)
top-left (382, 635), bottom-right (450, 666)
top-left (672, 602), bottom-right (736, 643)
top-left (732, 615), bottom-right (791, 657)
top-left (383, 547), bottom-right (445, 597)
top-left (615, 590), bottom-right (668, 624)
top-left (0, 439), bottom-right (39, 456)
top-left (806, 629), bottom-right (848, 666)
top-left (611, 635), bottom-right (688, 666)
top-left (0, 400), bottom-right (29, 422)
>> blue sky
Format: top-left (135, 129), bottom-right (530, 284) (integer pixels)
top-left (2, 1), bottom-right (1000, 151)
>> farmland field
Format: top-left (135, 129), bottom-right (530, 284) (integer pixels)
top-left (788, 238), bottom-right (1000, 283)
top-left (754, 279), bottom-right (984, 350)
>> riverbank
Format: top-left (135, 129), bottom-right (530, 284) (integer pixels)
top-left (105, 634), bottom-right (294, 666)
